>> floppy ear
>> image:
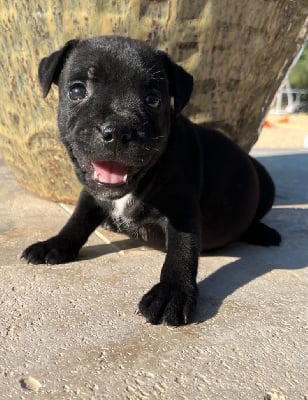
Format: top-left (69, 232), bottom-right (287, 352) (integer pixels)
top-left (161, 53), bottom-right (194, 114)
top-left (38, 39), bottom-right (79, 97)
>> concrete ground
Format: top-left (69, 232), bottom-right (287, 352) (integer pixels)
top-left (0, 146), bottom-right (307, 399)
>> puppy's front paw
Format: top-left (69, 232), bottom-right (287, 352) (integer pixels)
top-left (138, 282), bottom-right (197, 326)
top-left (21, 236), bottom-right (78, 265)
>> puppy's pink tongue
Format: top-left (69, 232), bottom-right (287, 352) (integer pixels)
top-left (92, 161), bottom-right (129, 184)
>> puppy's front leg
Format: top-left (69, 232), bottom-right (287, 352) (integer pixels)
top-left (139, 222), bottom-right (199, 326)
top-left (22, 189), bottom-right (105, 265)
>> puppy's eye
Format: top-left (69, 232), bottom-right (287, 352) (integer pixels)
top-left (69, 83), bottom-right (87, 101)
top-left (145, 94), bottom-right (161, 109)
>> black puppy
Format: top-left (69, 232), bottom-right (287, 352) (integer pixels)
top-left (22, 36), bottom-right (281, 326)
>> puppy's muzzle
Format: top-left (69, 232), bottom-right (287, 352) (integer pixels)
top-left (87, 121), bottom-right (147, 188)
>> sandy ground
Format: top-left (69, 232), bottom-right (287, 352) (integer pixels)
top-left (0, 121), bottom-right (307, 399)
top-left (255, 113), bottom-right (308, 149)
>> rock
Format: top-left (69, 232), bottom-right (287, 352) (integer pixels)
top-left (20, 376), bottom-right (42, 392)
top-left (264, 389), bottom-right (286, 400)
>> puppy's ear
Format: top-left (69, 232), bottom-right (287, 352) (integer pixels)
top-left (161, 53), bottom-right (194, 114)
top-left (38, 39), bottom-right (79, 97)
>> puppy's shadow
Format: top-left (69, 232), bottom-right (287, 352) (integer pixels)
top-left (79, 229), bottom-right (166, 261)
top-left (78, 208), bottom-right (307, 324)
top-left (78, 238), bottom-right (143, 260)
top-left (195, 207), bottom-right (308, 323)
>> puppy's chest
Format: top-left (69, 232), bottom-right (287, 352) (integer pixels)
top-left (111, 193), bottom-right (161, 230)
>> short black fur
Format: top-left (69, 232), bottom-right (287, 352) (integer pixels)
top-left (22, 36), bottom-right (281, 326)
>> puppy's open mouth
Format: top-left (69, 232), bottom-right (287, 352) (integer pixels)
top-left (91, 161), bottom-right (130, 185)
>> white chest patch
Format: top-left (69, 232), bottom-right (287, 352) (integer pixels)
top-left (111, 193), bottom-right (134, 221)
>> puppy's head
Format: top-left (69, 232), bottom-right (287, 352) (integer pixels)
top-left (39, 36), bottom-right (193, 200)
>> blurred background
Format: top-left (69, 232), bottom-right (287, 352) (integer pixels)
top-left (0, 1), bottom-right (307, 203)
top-left (256, 40), bottom-right (308, 149)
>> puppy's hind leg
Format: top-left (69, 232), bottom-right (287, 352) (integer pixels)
top-left (241, 221), bottom-right (281, 247)
top-left (241, 157), bottom-right (281, 247)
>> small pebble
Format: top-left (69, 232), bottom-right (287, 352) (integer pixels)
top-left (264, 389), bottom-right (285, 400)
top-left (20, 376), bottom-right (42, 392)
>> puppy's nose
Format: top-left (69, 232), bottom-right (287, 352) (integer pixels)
top-left (99, 123), bottom-right (133, 144)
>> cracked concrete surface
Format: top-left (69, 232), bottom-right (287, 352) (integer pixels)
top-left (0, 149), bottom-right (307, 400)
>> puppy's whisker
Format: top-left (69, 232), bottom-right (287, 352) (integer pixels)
top-left (151, 136), bottom-right (166, 140)
top-left (150, 77), bottom-right (166, 81)
top-left (146, 63), bottom-right (160, 73)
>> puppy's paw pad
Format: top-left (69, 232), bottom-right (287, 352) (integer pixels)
top-left (138, 282), bottom-right (197, 326)
top-left (21, 237), bottom-right (78, 265)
